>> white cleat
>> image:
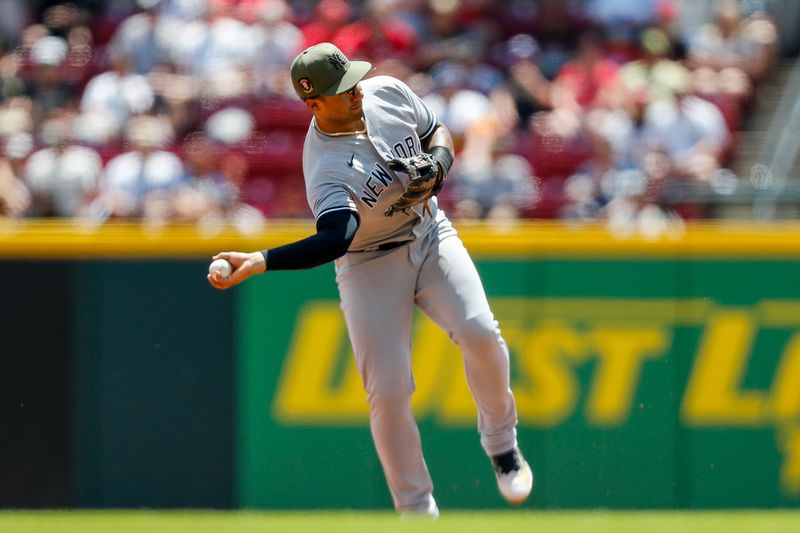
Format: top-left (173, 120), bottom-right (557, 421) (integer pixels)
top-left (493, 447), bottom-right (534, 505)
top-left (399, 497), bottom-right (439, 520)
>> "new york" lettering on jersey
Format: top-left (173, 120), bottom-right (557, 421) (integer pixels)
top-left (360, 164), bottom-right (394, 208)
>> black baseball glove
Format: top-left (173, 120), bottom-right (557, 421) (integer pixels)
top-left (384, 153), bottom-right (444, 217)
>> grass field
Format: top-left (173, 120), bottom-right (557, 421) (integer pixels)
top-left (1, 510), bottom-right (799, 533)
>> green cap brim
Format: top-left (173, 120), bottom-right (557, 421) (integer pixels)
top-left (320, 61), bottom-right (373, 96)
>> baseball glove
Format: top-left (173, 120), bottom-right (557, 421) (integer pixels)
top-left (384, 153), bottom-right (444, 217)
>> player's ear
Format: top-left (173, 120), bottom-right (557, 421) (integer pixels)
top-left (305, 98), bottom-right (319, 111)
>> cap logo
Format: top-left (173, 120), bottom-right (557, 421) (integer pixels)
top-left (328, 51), bottom-right (347, 71)
top-left (298, 78), bottom-right (313, 93)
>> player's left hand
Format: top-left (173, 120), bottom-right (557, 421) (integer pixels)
top-left (207, 251), bottom-right (266, 290)
top-left (384, 153), bottom-right (443, 217)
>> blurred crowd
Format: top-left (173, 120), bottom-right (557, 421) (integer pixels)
top-left (0, 0), bottom-right (783, 230)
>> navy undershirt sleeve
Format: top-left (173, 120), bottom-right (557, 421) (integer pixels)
top-left (260, 209), bottom-right (359, 271)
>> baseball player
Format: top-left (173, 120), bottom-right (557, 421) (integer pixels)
top-left (208, 42), bottom-right (532, 517)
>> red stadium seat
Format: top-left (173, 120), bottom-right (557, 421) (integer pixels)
top-left (520, 176), bottom-right (566, 218)
top-left (527, 131), bottom-right (593, 180)
top-left (252, 98), bottom-right (312, 131)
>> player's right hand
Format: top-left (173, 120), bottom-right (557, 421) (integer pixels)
top-left (207, 251), bottom-right (266, 290)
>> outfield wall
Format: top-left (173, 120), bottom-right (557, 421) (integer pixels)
top-left (2, 221), bottom-right (800, 510)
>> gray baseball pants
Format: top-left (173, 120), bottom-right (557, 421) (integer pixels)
top-left (334, 217), bottom-right (518, 513)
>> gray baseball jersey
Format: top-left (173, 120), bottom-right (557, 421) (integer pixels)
top-left (304, 75), bottom-right (439, 251)
top-left (300, 75), bottom-right (518, 514)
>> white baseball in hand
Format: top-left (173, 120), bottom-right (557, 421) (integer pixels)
top-left (209, 258), bottom-right (233, 279)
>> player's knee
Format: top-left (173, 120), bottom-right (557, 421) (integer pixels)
top-left (366, 377), bottom-right (414, 417)
top-left (451, 313), bottom-right (502, 352)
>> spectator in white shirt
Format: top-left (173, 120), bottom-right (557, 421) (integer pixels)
top-left (689, 0), bottom-right (763, 73)
top-left (642, 71), bottom-right (730, 182)
top-left (250, 0), bottom-right (303, 99)
top-left (93, 115), bottom-right (183, 221)
top-left (167, 2), bottom-right (259, 98)
top-left (24, 115), bottom-right (102, 217)
top-left (107, 0), bottom-right (171, 75)
top-left (688, 0), bottom-right (770, 97)
top-left (80, 52), bottom-right (155, 138)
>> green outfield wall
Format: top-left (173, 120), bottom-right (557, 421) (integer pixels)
top-left (238, 260), bottom-right (800, 510)
top-left (2, 221), bottom-right (800, 510)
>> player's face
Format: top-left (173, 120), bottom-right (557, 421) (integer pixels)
top-left (311, 83), bottom-right (364, 123)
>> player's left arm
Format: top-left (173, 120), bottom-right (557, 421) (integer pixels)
top-left (421, 123), bottom-right (455, 190)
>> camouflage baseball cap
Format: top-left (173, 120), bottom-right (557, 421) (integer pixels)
top-left (290, 42), bottom-right (372, 100)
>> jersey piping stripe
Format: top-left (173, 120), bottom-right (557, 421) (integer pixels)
top-left (419, 114), bottom-right (438, 141)
top-left (316, 205), bottom-right (358, 221)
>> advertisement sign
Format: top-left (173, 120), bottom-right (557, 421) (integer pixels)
top-left (238, 259), bottom-right (800, 509)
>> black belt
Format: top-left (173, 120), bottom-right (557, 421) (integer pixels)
top-left (352, 240), bottom-right (412, 253)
